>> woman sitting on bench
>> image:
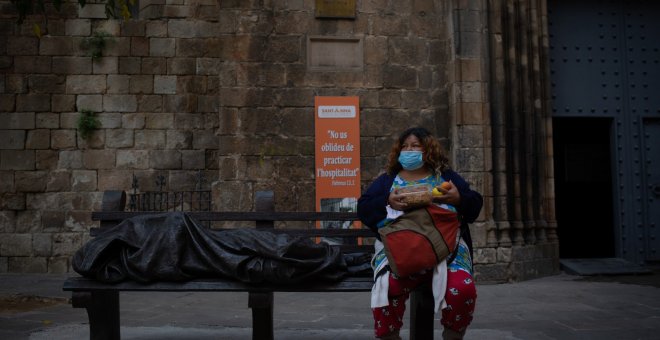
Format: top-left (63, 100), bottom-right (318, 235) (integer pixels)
top-left (357, 127), bottom-right (483, 340)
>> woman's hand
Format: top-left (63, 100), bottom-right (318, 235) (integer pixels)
top-left (433, 181), bottom-right (461, 206)
top-left (388, 189), bottom-right (408, 211)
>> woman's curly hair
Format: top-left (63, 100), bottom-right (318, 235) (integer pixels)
top-left (385, 127), bottom-right (450, 175)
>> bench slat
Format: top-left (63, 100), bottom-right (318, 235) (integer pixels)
top-left (64, 276), bottom-right (374, 293)
top-left (92, 211), bottom-right (359, 222)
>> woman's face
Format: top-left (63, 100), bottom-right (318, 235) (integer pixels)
top-left (401, 134), bottom-right (424, 152)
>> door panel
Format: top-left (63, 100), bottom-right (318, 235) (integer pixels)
top-left (643, 119), bottom-right (660, 260)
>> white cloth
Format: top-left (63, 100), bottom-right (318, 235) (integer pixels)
top-left (432, 260), bottom-right (448, 312)
top-left (371, 270), bottom-right (390, 308)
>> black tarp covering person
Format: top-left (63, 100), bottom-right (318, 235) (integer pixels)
top-left (73, 212), bottom-right (368, 284)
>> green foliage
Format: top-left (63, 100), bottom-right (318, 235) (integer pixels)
top-left (81, 31), bottom-right (114, 61)
top-left (77, 109), bottom-right (100, 140)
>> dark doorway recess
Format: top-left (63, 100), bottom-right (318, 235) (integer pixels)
top-left (553, 117), bottom-right (615, 258)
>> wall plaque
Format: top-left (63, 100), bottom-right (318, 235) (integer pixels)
top-left (315, 0), bottom-right (356, 19)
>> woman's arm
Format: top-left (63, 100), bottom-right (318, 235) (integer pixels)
top-left (442, 170), bottom-right (483, 223)
top-left (357, 173), bottom-right (394, 233)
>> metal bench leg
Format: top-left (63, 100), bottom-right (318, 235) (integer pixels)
top-left (410, 287), bottom-right (435, 340)
top-left (72, 291), bottom-right (120, 340)
top-left (248, 292), bottom-right (274, 340)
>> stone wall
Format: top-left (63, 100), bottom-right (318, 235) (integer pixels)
top-left (0, 0), bottom-right (559, 282)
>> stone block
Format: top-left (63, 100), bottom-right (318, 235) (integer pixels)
top-left (119, 57), bottom-right (141, 74)
top-left (141, 57), bottom-right (166, 74)
top-left (52, 57), bottom-right (92, 74)
top-left (48, 257), bottom-right (70, 273)
top-left (164, 94), bottom-right (196, 112)
top-left (103, 95), bottom-right (138, 112)
top-left (57, 150), bottom-right (83, 169)
top-left (33, 233), bottom-right (53, 256)
top-left (181, 150), bottom-right (205, 169)
top-left (97, 169), bottom-right (133, 191)
top-left (93, 57), bottom-right (119, 74)
top-left (51, 95), bottom-right (76, 113)
top-left (122, 113), bottom-right (146, 129)
top-left (454, 147), bottom-right (485, 173)
top-left (5, 75), bottom-right (27, 94)
top-left (138, 95), bottom-right (163, 112)
top-left (65, 211), bottom-right (94, 232)
top-left (7, 36), bottom-right (38, 55)
top-left (46, 170), bottom-right (71, 192)
top-left (0, 210), bottom-right (16, 233)
top-left (65, 19), bottom-right (91, 36)
top-left (28, 74), bottom-right (66, 94)
top-left (59, 112), bottom-right (78, 129)
top-left (13, 56), bottom-right (51, 74)
top-left (36, 150), bottom-right (58, 170)
top-left (130, 75), bottom-right (154, 94)
top-left (458, 125), bottom-right (486, 148)
top-left (1, 150), bottom-right (35, 170)
top-left (77, 130), bottom-right (106, 149)
top-left (169, 58), bottom-right (196, 75)
top-left (197, 95), bottom-right (218, 113)
top-left (71, 169), bottom-right (97, 191)
top-left (40, 36), bottom-right (74, 55)
top-left (107, 74), bottom-right (130, 93)
top-left (82, 149), bottom-right (116, 169)
top-left (52, 233), bottom-right (82, 256)
top-left (0, 94), bottom-right (15, 112)
top-left (135, 129), bottom-right (166, 149)
top-left (26, 129), bottom-right (50, 149)
top-left (154, 75), bottom-right (177, 94)
top-left (66, 75), bottom-right (106, 93)
top-left (95, 20), bottom-right (121, 36)
top-left (166, 130), bottom-right (192, 149)
top-left (173, 112), bottom-right (204, 129)
top-left (15, 171), bottom-right (47, 193)
top-left (116, 150), bottom-right (149, 169)
top-left (106, 129), bottom-right (134, 148)
top-left (121, 20), bottom-right (146, 36)
top-left (8, 257), bottom-right (48, 273)
top-left (455, 29), bottom-right (481, 56)
top-left (76, 94), bottom-right (103, 112)
top-left (0, 234), bottom-right (32, 256)
top-left (150, 38), bottom-right (176, 57)
top-left (0, 192), bottom-right (26, 210)
top-left (196, 58), bottom-right (221, 75)
top-left (35, 113), bottom-right (59, 129)
top-left (177, 75), bottom-right (207, 93)
top-left (473, 262), bottom-right (510, 283)
top-left (145, 112), bottom-right (173, 128)
top-left (16, 94), bottom-right (51, 112)
top-left (0, 130), bottom-right (25, 149)
top-left (149, 150), bottom-right (181, 169)
top-left (0, 171), bottom-right (13, 192)
top-left (131, 37), bottom-right (150, 57)
top-left (192, 129), bottom-right (218, 149)
top-left (383, 65), bottom-right (417, 89)
top-left (16, 209), bottom-right (41, 233)
top-left (86, 110), bottom-right (121, 129)
top-left (146, 20), bottom-right (168, 37)
top-left (51, 130), bottom-right (77, 149)
top-left (78, 4), bottom-right (106, 18)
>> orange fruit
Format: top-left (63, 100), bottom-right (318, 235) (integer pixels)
top-left (441, 182), bottom-right (451, 190)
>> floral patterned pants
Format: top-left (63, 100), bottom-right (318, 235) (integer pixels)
top-left (372, 268), bottom-right (476, 337)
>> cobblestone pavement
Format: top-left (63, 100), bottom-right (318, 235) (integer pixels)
top-left (1, 271), bottom-right (659, 340)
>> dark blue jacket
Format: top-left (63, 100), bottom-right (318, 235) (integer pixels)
top-left (357, 169), bottom-right (483, 254)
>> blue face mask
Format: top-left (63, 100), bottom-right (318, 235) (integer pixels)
top-left (398, 151), bottom-right (424, 170)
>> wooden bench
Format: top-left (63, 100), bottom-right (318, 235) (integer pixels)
top-left (63, 190), bottom-right (436, 340)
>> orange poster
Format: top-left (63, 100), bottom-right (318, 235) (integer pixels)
top-left (314, 96), bottom-right (361, 243)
